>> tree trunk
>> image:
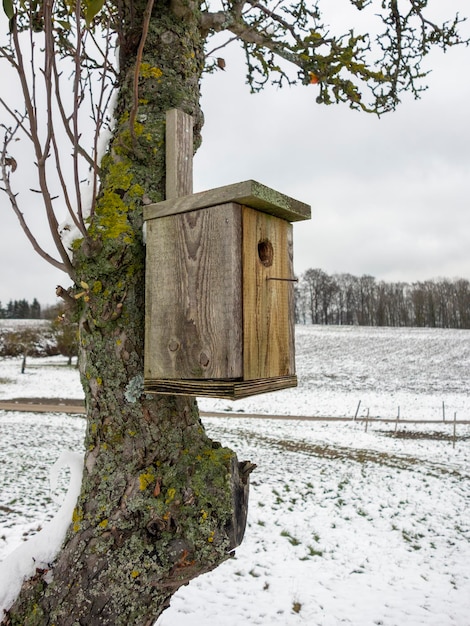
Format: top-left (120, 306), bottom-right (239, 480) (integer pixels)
top-left (3, 3), bottom-right (251, 624)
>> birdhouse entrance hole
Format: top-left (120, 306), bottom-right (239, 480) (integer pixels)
top-left (258, 239), bottom-right (274, 267)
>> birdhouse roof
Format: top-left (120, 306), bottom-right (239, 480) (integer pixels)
top-left (143, 180), bottom-right (311, 223)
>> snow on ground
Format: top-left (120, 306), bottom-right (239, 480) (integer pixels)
top-left (160, 417), bottom-right (470, 626)
top-left (0, 450), bottom-right (83, 613)
top-left (1, 325), bottom-right (469, 625)
top-left (199, 325), bottom-right (470, 420)
top-left (0, 354), bottom-right (82, 400)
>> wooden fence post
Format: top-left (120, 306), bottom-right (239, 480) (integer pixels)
top-left (354, 400), bottom-right (361, 421)
top-left (394, 406), bottom-right (400, 434)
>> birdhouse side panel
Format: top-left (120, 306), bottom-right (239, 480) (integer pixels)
top-left (145, 204), bottom-right (243, 381)
top-left (242, 207), bottom-right (295, 380)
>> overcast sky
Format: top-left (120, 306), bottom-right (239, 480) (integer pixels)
top-left (1, 5), bottom-right (469, 306)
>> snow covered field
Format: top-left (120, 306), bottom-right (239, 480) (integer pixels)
top-left (1, 325), bottom-right (469, 625)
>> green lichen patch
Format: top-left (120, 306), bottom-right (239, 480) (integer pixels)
top-left (140, 63), bottom-right (163, 80)
top-left (89, 156), bottom-right (146, 243)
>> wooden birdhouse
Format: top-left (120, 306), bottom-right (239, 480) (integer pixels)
top-left (143, 110), bottom-right (311, 399)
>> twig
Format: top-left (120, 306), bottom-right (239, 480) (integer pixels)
top-left (1, 127), bottom-right (68, 272)
top-left (129, 0), bottom-right (155, 149)
top-left (71, 0), bottom-right (85, 224)
top-left (0, 98), bottom-right (33, 140)
top-left (56, 285), bottom-right (78, 309)
top-left (89, 17), bottom-right (117, 221)
top-left (205, 35), bottom-right (240, 59)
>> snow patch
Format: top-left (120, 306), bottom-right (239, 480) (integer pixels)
top-left (0, 451), bottom-right (83, 616)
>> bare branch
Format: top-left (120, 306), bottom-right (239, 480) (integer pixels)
top-left (56, 285), bottom-right (78, 310)
top-left (11, 22), bottom-right (41, 158)
top-left (0, 45), bottom-right (19, 70)
top-left (201, 10), bottom-right (300, 65)
top-left (51, 62), bottom-right (96, 171)
top-left (71, 0), bottom-right (86, 227)
top-left (88, 18), bottom-right (117, 221)
top-left (0, 98), bottom-right (33, 141)
top-left (1, 1), bottom-right (118, 276)
top-left (205, 35), bottom-right (239, 60)
top-left (0, 126), bottom-right (70, 275)
top-left (50, 130), bottom-right (88, 236)
top-left (200, 10), bottom-right (231, 35)
top-left (3, 18), bottom-right (78, 276)
top-left (129, 0), bottom-right (155, 149)
top-left (244, 0), bottom-right (301, 44)
top-left (42, 0), bottom-right (55, 166)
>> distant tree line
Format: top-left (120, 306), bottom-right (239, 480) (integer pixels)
top-left (0, 298), bottom-right (42, 319)
top-left (295, 269), bottom-right (470, 328)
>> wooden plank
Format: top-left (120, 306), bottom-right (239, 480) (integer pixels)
top-left (165, 109), bottom-right (193, 199)
top-left (144, 180), bottom-right (311, 223)
top-left (144, 376), bottom-right (298, 399)
top-left (145, 203), bottom-right (243, 381)
top-left (242, 206), bottom-right (295, 380)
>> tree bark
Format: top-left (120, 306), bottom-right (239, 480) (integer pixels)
top-left (3, 3), bottom-right (251, 624)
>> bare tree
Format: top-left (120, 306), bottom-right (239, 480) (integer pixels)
top-left (0, 0), bottom-right (468, 623)
top-left (296, 272), bottom-right (470, 329)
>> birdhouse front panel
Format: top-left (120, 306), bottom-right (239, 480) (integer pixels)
top-left (242, 206), bottom-right (295, 380)
top-left (145, 203), bottom-right (244, 382)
